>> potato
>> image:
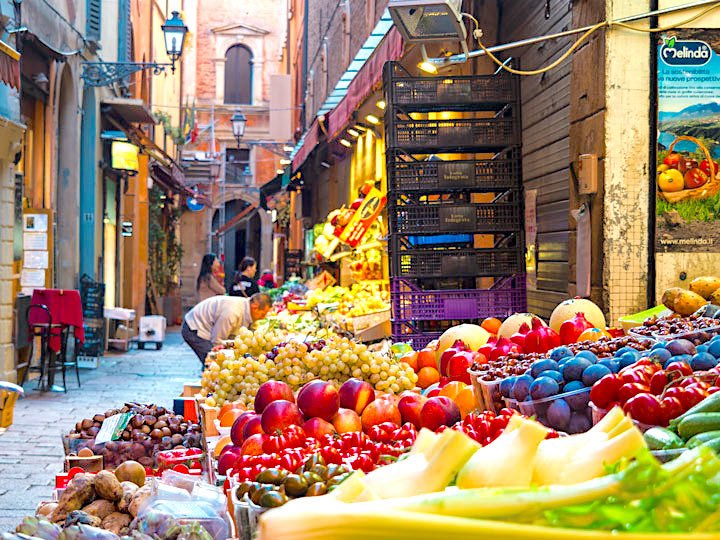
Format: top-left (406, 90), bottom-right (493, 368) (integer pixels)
top-left (116, 482), bottom-right (138, 513)
top-left (101, 512), bottom-right (131, 535)
top-left (50, 474), bottom-right (96, 522)
top-left (81, 499), bottom-right (116, 520)
top-left (94, 471), bottom-right (123, 502)
top-left (128, 484), bottom-right (153, 517)
top-left (662, 287), bottom-right (708, 316)
top-left (689, 276), bottom-right (720, 299)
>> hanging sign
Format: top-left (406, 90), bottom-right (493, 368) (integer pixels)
top-left (187, 196), bottom-right (204, 212)
top-left (111, 141), bottom-right (140, 172)
top-left (656, 30), bottom-right (720, 253)
top-left (336, 187), bottom-right (387, 247)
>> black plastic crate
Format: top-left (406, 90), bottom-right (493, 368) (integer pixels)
top-left (388, 192), bottom-right (522, 235)
top-left (388, 150), bottom-right (520, 193)
top-left (392, 246), bottom-right (523, 279)
top-left (389, 117), bottom-right (517, 152)
top-left (388, 74), bottom-right (517, 111)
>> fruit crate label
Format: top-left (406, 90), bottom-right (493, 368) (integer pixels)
top-left (95, 412), bottom-right (132, 444)
top-left (438, 162), bottom-right (475, 188)
top-left (438, 206), bottom-right (477, 232)
top-left (441, 254), bottom-right (478, 276)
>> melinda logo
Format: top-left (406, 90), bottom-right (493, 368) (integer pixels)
top-left (660, 36), bottom-right (713, 66)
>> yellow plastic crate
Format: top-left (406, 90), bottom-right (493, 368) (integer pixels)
top-left (0, 382), bottom-right (23, 428)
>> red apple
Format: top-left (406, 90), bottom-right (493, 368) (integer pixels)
top-left (338, 378), bottom-right (376, 415)
top-left (664, 153), bottom-right (682, 169)
top-left (240, 433), bottom-right (266, 456)
top-left (219, 443), bottom-right (241, 456)
top-left (297, 380), bottom-right (340, 421)
top-left (231, 411), bottom-right (258, 446)
top-left (681, 159), bottom-right (698, 174)
top-left (242, 415), bottom-right (264, 441)
top-left (361, 399), bottom-right (402, 431)
top-left (700, 159), bottom-right (719, 177)
top-left (332, 408), bottom-right (362, 433)
top-left (446, 351), bottom-right (474, 384)
top-left (397, 392), bottom-right (427, 429)
top-left (254, 381), bottom-right (295, 413)
top-left (217, 448), bottom-right (241, 475)
top-left (420, 396), bottom-right (461, 432)
top-left (260, 400), bottom-right (304, 433)
top-left (303, 417), bottom-right (337, 439)
top-left (684, 167), bottom-right (708, 189)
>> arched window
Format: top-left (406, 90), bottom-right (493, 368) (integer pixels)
top-left (225, 44), bottom-right (253, 104)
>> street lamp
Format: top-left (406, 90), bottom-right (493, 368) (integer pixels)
top-left (81, 11), bottom-right (189, 86)
top-left (230, 110), bottom-right (247, 148)
top-left (161, 11), bottom-right (189, 72)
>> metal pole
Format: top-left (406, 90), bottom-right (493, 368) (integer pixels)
top-left (432, 0), bottom-right (720, 66)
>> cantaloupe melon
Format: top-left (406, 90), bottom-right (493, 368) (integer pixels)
top-left (435, 324), bottom-right (491, 361)
top-left (549, 298), bottom-right (606, 332)
top-left (497, 313), bottom-right (546, 339)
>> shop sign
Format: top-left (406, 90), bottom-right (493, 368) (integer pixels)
top-left (656, 30), bottom-right (720, 253)
top-left (336, 187), bottom-right (387, 247)
top-left (111, 141), bottom-right (140, 173)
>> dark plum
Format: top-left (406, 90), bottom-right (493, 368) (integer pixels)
top-left (567, 411), bottom-right (592, 434)
top-left (562, 358), bottom-right (593, 382)
top-left (529, 377), bottom-right (560, 401)
top-left (546, 398), bottom-right (571, 431)
top-left (549, 346), bottom-right (573, 361)
top-left (563, 380), bottom-right (590, 411)
top-left (582, 364), bottom-right (612, 387)
top-left (666, 339), bottom-right (697, 357)
top-left (691, 352), bottom-right (718, 371)
top-left (575, 350), bottom-right (599, 364)
top-left (618, 352), bottom-right (639, 369)
top-left (530, 359), bottom-right (560, 378)
top-left (511, 374), bottom-right (534, 402)
top-left (499, 376), bottom-right (517, 398)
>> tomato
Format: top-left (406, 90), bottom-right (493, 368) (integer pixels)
top-left (700, 159), bottom-right (718, 177)
top-left (666, 362), bottom-right (693, 377)
top-left (590, 374), bottom-right (624, 409)
top-left (621, 369), bottom-right (651, 385)
top-left (649, 371), bottom-right (669, 395)
top-left (709, 386), bottom-right (720, 394)
top-left (677, 386), bottom-right (707, 410)
top-left (623, 393), bottom-right (662, 425)
top-left (660, 396), bottom-right (684, 426)
top-left (618, 382), bottom-right (651, 404)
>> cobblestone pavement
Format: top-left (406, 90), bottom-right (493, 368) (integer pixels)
top-left (0, 329), bottom-right (200, 531)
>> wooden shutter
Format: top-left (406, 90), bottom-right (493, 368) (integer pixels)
top-left (86, 0), bottom-right (102, 42)
top-left (118, 0), bottom-right (132, 62)
top-left (224, 45), bottom-right (253, 104)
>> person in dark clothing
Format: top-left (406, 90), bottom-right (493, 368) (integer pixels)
top-left (230, 257), bottom-right (259, 297)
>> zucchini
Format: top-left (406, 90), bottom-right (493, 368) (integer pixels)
top-left (676, 412), bottom-right (720, 440)
top-left (643, 426), bottom-right (684, 450)
top-left (671, 392), bottom-right (720, 426)
top-left (702, 437), bottom-right (720, 453)
top-left (686, 430), bottom-right (720, 448)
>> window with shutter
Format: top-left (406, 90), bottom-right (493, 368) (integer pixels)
top-left (118, 0), bottom-right (132, 62)
top-left (224, 45), bottom-right (253, 105)
top-left (86, 0), bottom-right (102, 42)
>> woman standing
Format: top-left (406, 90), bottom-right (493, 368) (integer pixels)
top-left (197, 253), bottom-right (226, 302)
top-left (230, 257), bottom-right (259, 297)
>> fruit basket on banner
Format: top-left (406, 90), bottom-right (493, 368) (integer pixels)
top-left (659, 135), bottom-right (720, 203)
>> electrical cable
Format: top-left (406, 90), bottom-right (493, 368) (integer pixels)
top-left (466, 1), bottom-right (720, 77)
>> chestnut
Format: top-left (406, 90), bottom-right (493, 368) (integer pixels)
top-left (150, 429), bottom-right (163, 440)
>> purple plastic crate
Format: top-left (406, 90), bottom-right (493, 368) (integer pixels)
top-left (391, 275), bottom-right (526, 322)
top-left (391, 322), bottom-right (442, 350)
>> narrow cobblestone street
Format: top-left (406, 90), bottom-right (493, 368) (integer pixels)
top-left (0, 329), bottom-right (199, 531)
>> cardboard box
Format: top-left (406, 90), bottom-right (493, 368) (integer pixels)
top-left (183, 382), bottom-right (202, 397)
top-left (199, 401), bottom-right (220, 437)
top-left (173, 395), bottom-right (199, 422)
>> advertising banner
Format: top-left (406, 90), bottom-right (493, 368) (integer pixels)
top-left (656, 30), bottom-right (720, 252)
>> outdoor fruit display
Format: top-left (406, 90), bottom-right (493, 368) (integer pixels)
top-left (631, 312), bottom-right (720, 340)
top-left (200, 335), bottom-right (417, 408)
top-left (644, 392), bottom-right (720, 454)
top-left (66, 404), bottom-right (202, 469)
top-left (659, 275), bottom-right (720, 316)
top-left (548, 298), bottom-right (607, 333)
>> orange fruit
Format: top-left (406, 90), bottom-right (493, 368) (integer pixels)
top-left (417, 349), bottom-right (437, 370)
top-left (439, 381), bottom-right (467, 401)
top-left (400, 351), bottom-right (419, 372)
top-left (219, 408), bottom-right (245, 427)
top-left (219, 401), bottom-right (246, 419)
top-left (213, 435), bottom-right (232, 458)
top-left (417, 366), bottom-right (440, 389)
top-left (481, 317), bottom-right (502, 335)
top-left (455, 387), bottom-right (476, 418)
top-left (578, 327), bottom-right (611, 342)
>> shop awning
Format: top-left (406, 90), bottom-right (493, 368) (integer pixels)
top-left (291, 9), bottom-right (403, 172)
top-left (102, 98), bottom-right (157, 125)
top-left (0, 41), bottom-right (20, 90)
top-left (151, 161), bottom-right (193, 197)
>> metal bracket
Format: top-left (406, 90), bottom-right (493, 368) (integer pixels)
top-left (81, 62), bottom-right (171, 87)
top-left (243, 141), bottom-right (293, 158)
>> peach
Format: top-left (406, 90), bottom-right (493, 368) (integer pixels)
top-left (297, 380), bottom-right (340, 421)
top-left (260, 400), bottom-right (304, 433)
top-left (332, 408), bottom-right (362, 433)
top-left (420, 396), bottom-right (461, 432)
top-left (254, 381), bottom-right (295, 413)
top-left (239, 433), bottom-right (265, 457)
top-left (397, 392), bottom-right (427, 429)
top-left (338, 378), bottom-right (376, 415)
top-left (303, 417), bottom-right (337, 439)
top-left (217, 448), bottom-right (241, 475)
top-left (242, 415), bottom-right (264, 441)
top-left (361, 398), bottom-right (402, 431)
top-left (231, 411), bottom-right (257, 446)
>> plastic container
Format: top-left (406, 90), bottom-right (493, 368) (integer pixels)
top-left (469, 370), bottom-right (503, 413)
top-left (389, 194), bottom-right (522, 236)
top-left (388, 151), bottom-right (520, 193)
top-left (230, 488), bottom-right (267, 540)
top-left (390, 275), bottom-right (526, 322)
top-left (388, 117), bottom-right (518, 152)
top-left (652, 324), bottom-right (720, 345)
top-left (590, 403), bottom-right (655, 433)
top-left (504, 387), bottom-right (592, 434)
top-left (617, 305), bottom-right (670, 333)
top-left (392, 246), bottom-right (523, 279)
top-left (141, 500), bottom-right (230, 540)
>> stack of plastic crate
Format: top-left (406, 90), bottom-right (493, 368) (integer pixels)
top-left (383, 62), bottom-right (526, 347)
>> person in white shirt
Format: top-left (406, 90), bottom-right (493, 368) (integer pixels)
top-left (181, 292), bottom-right (272, 366)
